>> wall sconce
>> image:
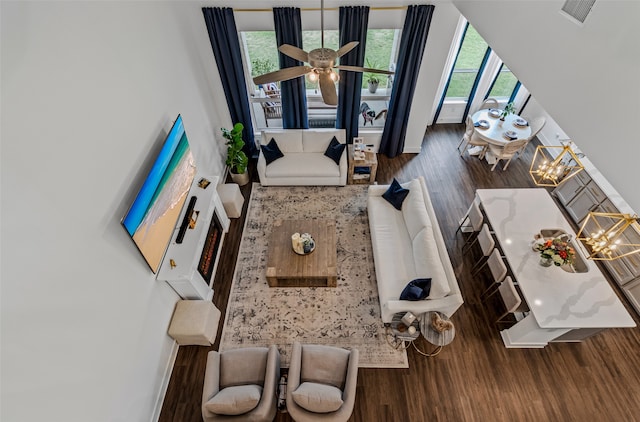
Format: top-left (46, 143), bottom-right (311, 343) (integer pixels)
top-left (529, 142), bottom-right (584, 187)
top-left (576, 212), bottom-right (640, 260)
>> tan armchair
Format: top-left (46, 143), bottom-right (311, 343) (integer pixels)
top-left (286, 342), bottom-right (359, 422)
top-left (202, 345), bottom-right (280, 422)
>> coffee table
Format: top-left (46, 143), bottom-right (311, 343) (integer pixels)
top-left (266, 219), bottom-right (337, 287)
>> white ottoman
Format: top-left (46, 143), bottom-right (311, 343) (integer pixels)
top-left (168, 300), bottom-right (221, 346)
top-left (217, 183), bottom-right (244, 218)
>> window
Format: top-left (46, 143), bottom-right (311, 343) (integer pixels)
top-left (443, 24), bottom-right (489, 99)
top-left (487, 64), bottom-right (519, 99)
top-left (241, 29), bottom-right (400, 131)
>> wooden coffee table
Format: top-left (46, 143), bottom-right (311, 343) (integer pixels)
top-left (266, 219), bottom-right (337, 287)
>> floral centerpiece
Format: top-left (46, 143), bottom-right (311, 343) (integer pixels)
top-left (536, 236), bottom-right (575, 266)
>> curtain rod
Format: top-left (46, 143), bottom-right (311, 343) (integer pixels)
top-left (233, 6), bottom-right (408, 12)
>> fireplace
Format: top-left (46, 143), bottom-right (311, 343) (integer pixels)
top-left (198, 211), bottom-right (223, 282)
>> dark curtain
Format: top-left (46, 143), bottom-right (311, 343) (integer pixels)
top-left (379, 5), bottom-right (434, 158)
top-left (202, 7), bottom-right (257, 157)
top-left (336, 6), bottom-right (369, 143)
top-left (273, 7), bottom-right (308, 129)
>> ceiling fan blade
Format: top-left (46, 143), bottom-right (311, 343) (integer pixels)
top-left (253, 66), bottom-right (312, 85)
top-left (336, 65), bottom-right (395, 75)
top-left (319, 72), bottom-right (338, 106)
top-left (336, 41), bottom-right (359, 57)
top-left (278, 44), bottom-right (309, 63)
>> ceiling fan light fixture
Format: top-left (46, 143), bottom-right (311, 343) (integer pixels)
top-left (308, 70), bottom-right (319, 82)
top-left (329, 70), bottom-right (339, 82)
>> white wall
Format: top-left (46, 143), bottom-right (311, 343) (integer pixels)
top-left (453, 0), bottom-right (640, 212)
top-left (1, 2), bottom-right (229, 421)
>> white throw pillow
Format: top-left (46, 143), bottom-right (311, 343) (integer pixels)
top-left (205, 384), bottom-right (262, 416)
top-left (292, 382), bottom-right (344, 413)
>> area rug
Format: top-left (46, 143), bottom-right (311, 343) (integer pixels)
top-left (219, 183), bottom-right (408, 368)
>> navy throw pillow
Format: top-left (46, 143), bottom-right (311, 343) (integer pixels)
top-left (260, 138), bottom-right (284, 165)
top-left (382, 179), bottom-right (410, 210)
top-left (399, 278), bottom-right (432, 301)
top-left (324, 136), bottom-right (345, 165)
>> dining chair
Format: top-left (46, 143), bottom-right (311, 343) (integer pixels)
top-left (459, 116), bottom-right (489, 159)
top-left (484, 276), bottom-right (529, 326)
top-left (473, 248), bottom-right (508, 298)
top-left (486, 139), bottom-right (529, 171)
top-left (464, 224), bottom-right (496, 272)
top-left (456, 201), bottom-right (484, 249)
top-left (478, 98), bottom-right (499, 111)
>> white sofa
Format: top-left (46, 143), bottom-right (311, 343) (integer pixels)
top-left (368, 177), bottom-right (463, 323)
top-left (257, 129), bottom-right (347, 186)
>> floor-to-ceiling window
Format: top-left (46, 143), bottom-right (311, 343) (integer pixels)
top-left (241, 29), bottom-right (400, 131)
top-left (434, 20), bottom-right (529, 124)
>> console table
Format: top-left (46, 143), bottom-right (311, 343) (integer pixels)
top-left (475, 188), bottom-right (635, 348)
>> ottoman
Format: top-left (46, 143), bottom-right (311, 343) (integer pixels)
top-left (217, 183), bottom-right (244, 218)
top-left (168, 300), bottom-right (221, 346)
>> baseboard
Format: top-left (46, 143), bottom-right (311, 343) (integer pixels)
top-left (150, 341), bottom-right (179, 422)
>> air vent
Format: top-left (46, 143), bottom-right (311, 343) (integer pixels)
top-left (561, 0), bottom-right (596, 24)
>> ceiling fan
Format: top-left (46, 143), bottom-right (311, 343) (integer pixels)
top-left (252, 0), bottom-right (394, 106)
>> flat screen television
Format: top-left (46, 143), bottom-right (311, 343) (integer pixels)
top-left (122, 115), bottom-right (197, 273)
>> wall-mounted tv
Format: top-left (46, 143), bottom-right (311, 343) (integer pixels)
top-left (122, 115), bottom-right (197, 273)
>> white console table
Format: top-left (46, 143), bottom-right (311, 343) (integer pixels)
top-left (475, 188), bottom-right (635, 348)
top-left (157, 175), bottom-right (230, 300)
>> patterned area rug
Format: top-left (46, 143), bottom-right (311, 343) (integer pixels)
top-left (219, 183), bottom-right (407, 368)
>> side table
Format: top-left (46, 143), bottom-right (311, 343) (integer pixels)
top-left (386, 313), bottom-right (420, 350)
top-left (347, 144), bottom-right (377, 185)
top-left (420, 311), bottom-right (456, 356)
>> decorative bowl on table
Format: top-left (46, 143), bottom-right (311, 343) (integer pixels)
top-left (474, 119), bottom-right (490, 129)
top-left (513, 118), bottom-right (528, 127)
top-left (292, 232), bottom-right (315, 255)
top-left (488, 108), bottom-right (502, 118)
top-left (503, 130), bottom-right (518, 140)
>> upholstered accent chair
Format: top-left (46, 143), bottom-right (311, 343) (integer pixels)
top-left (286, 342), bottom-right (359, 422)
top-left (202, 345), bottom-right (280, 422)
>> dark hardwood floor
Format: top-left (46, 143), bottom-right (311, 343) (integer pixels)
top-left (159, 124), bottom-right (640, 422)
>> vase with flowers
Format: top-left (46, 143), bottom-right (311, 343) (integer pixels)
top-left (536, 235), bottom-right (575, 267)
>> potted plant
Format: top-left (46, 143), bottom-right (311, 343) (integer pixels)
top-left (221, 122), bottom-right (249, 186)
top-left (500, 102), bottom-right (516, 121)
top-left (365, 58), bottom-right (380, 93)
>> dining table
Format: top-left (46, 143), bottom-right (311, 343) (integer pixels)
top-left (474, 188), bottom-right (635, 348)
top-left (471, 108), bottom-right (532, 146)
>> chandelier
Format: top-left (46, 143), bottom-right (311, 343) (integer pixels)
top-left (576, 212), bottom-right (640, 261)
top-left (529, 142), bottom-right (584, 187)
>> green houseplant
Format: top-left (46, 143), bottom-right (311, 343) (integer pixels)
top-left (500, 102), bottom-right (516, 121)
top-left (221, 122), bottom-right (249, 186)
top-left (364, 58), bottom-right (381, 93)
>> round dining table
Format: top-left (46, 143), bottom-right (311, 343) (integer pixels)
top-left (471, 108), bottom-right (532, 146)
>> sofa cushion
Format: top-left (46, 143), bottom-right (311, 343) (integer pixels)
top-left (264, 131), bottom-right (303, 152)
top-left (292, 382), bottom-right (344, 413)
top-left (399, 278), bottom-right (432, 301)
top-left (413, 228), bottom-right (451, 299)
top-left (382, 179), bottom-right (410, 210)
top-left (205, 384), bottom-right (262, 415)
top-left (302, 132), bottom-right (336, 152)
top-left (401, 179), bottom-right (432, 240)
top-left (324, 136), bottom-right (345, 165)
top-left (264, 153), bottom-right (341, 178)
top-left (260, 138), bottom-right (284, 165)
